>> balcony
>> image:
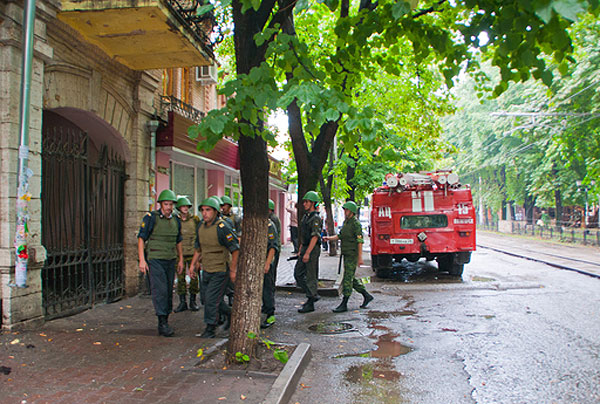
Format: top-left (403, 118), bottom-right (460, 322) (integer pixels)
top-left (58, 0), bottom-right (215, 70)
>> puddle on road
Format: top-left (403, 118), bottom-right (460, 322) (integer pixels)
top-left (344, 363), bottom-right (407, 403)
top-left (335, 332), bottom-right (412, 359)
top-left (371, 333), bottom-right (412, 357)
top-left (367, 310), bottom-right (416, 320)
top-left (471, 275), bottom-right (496, 282)
top-left (376, 260), bottom-right (463, 284)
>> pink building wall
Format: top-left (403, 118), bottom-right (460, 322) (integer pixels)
top-left (207, 170), bottom-right (225, 197)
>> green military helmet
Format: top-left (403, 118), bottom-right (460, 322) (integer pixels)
top-left (268, 199), bottom-right (275, 210)
top-left (221, 195), bottom-right (233, 206)
top-left (342, 201), bottom-right (358, 214)
top-left (200, 197), bottom-right (220, 211)
top-left (210, 195), bottom-right (223, 206)
top-left (302, 191), bottom-right (320, 206)
top-left (176, 196), bottom-right (192, 209)
top-left (157, 189), bottom-right (177, 202)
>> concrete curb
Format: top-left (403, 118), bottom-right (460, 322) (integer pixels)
top-left (262, 342), bottom-right (312, 404)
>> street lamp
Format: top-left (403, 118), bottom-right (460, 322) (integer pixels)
top-left (576, 180), bottom-right (596, 227)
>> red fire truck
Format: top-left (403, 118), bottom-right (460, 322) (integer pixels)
top-left (370, 170), bottom-right (476, 277)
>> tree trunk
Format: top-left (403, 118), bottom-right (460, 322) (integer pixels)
top-left (554, 188), bottom-right (563, 228)
top-left (346, 149), bottom-right (357, 202)
top-left (228, 0), bottom-right (293, 361)
top-left (319, 172), bottom-right (337, 256)
top-left (228, 135), bottom-right (269, 361)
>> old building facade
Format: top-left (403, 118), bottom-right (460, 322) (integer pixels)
top-left (0, 0), bottom-right (286, 329)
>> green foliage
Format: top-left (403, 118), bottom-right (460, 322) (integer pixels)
top-left (235, 351), bottom-right (251, 363)
top-left (443, 13), bottom-right (600, 215)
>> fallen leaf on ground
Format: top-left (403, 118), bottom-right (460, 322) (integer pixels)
top-left (39, 333), bottom-right (46, 337)
top-left (218, 397), bottom-right (226, 401)
top-left (76, 329), bottom-right (83, 332)
top-left (93, 342), bottom-right (101, 345)
top-left (10, 339), bottom-right (20, 345)
top-left (126, 305), bottom-right (132, 308)
top-left (241, 395), bottom-right (246, 400)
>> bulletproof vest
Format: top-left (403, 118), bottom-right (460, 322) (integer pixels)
top-left (197, 218), bottom-right (230, 273)
top-left (179, 215), bottom-right (198, 256)
top-left (146, 214), bottom-right (179, 260)
top-left (339, 217), bottom-right (359, 254)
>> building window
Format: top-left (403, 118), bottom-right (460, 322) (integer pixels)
top-left (171, 162), bottom-right (195, 207)
top-left (224, 174), bottom-right (241, 208)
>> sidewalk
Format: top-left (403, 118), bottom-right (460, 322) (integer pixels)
top-left (1, 242), bottom-right (351, 404)
top-left (477, 230), bottom-right (600, 278)
top-left (0, 295), bottom-right (276, 404)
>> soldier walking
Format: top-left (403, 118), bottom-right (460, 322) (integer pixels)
top-left (294, 191), bottom-right (323, 313)
top-left (191, 197), bottom-right (240, 338)
top-left (261, 216), bottom-right (280, 328)
top-left (174, 197), bottom-right (201, 313)
top-left (137, 189), bottom-right (184, 337)
top-left (323, 201), bottom-right (373, 312)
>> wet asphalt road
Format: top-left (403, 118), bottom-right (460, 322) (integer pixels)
top-left (267, 242), bottom-right (600, 403)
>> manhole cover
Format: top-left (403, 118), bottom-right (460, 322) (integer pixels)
top-left (308, 321), bottom-right (354, 335)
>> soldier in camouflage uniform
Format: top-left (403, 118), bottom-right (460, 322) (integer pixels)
top-left (294, 191), bottom-right (323, 313)
top-left (174, 197), bottom-right (201, 312)
top-left (261, 217), bottom-right (280, 328)
top-left (323, 201), bottom-right (373, 312)
top-left (221, 195), bottom-right (242, 236)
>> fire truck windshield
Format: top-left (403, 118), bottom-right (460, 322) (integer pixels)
top-left (401, 214), bottom-right (448, 229)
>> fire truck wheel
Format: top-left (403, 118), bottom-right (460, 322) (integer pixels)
top-left (448, 263), bottom-right (464, 277)
top-left (375, 267), bottom-right (392, 279)
top-left (436, 255), bottom-right (453, 273)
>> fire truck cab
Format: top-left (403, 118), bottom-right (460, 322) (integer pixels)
top-left (370, 171), bottom-right (476, 277)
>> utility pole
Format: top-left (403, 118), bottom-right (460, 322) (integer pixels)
top-left (13, 0), bottom-right (37, 288)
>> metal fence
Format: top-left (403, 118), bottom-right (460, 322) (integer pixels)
top-left (479, 222), bottom-right (600, 247)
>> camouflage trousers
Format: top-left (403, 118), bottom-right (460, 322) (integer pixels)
top-left (341, 254), bottom-right (367, 297)
top-left (176, 256), bottom-right (199, 295)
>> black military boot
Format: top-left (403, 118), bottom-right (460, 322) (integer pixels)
top-left (174, 294), bottom-right (188, 313)
top-left (298, 297), bottom-right (315, 313)
top-left (198, 324), bottom-right (216, 338)
top-left (332, 296), bottom-right (350, 313)
top-left (360, 291), bottom-right (374, 308)
top-left (189, 294), bottom-right (199, 311)
top-left (157, 315), bottom-right (174, 337)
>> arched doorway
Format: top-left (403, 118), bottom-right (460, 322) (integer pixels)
top-left (41, 108), bottom-right (129, 319)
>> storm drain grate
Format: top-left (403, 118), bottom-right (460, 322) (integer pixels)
top-left (308, 321), bottom-right (354, 335)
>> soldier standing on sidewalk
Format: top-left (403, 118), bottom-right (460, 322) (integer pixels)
top-left (174, 197), bottom-right (201, 313)
top-left (221, 195), bottom-right (242, 236)
top-left (191, 197), bottom-right (240, 338)
top-left (268, 198), bottom-right (281, 288)
top-left (137, 189), bottom-right (184, 337)
top-left (323, 201), bottom-right (373, 312)
top-left (261, 217), bottom-right (280, 328)
top-left (294, 191), bottom-right (323, 313)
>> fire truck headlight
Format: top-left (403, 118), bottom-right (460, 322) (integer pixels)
top-left (417, 232), bottom-right (427, 242)
top-left (438, 175), bottom-right (447, 184)
top-left (447, 173), bottom-right (459, 185)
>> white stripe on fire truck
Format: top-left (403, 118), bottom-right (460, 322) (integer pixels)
top-left (424, 191), bottom-right (434, 212)
top-left (411, 191), bottom-right (422, 212)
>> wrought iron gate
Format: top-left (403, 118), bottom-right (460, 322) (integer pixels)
top-left (41, 117), bottom-right (126, 319)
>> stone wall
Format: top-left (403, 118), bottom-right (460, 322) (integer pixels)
top-left (0, 0), bottom-right (159, 328)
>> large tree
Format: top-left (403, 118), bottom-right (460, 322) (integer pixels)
top-left (191, 0), bottom-right (597, 359)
